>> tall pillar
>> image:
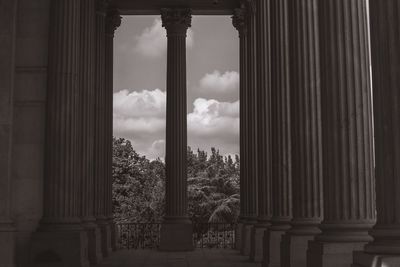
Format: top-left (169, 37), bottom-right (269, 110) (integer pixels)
top-left (94, 0), bottom-right (112, 257)
top-left (353, 1), bottom-right (400, 266)
top-left (159, 8), bottom-right (193, 252)
top-left (307, 0), bottom-right (376, 266)
top-left (30, 0), bottom-right (89, 266)
top-left (281, 0), bottom-right (323, 266)
top-left (232, 5), bottom-right (249, 252)
top-left (0, 0), bottom-right (17, 266)
top-left (241, 0), bottom-right (258, 257)
top-left (105, 7), bottom-right (121, 252)
top-left (250, 0), bottom-right (272, 262)
top-left (79, 0), bottom-right (103, 264)
top-left (263, 0), bottom-right (292, 266)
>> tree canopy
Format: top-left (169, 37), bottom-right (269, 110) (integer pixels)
top-left (112, 137), bottom-right (240, 224)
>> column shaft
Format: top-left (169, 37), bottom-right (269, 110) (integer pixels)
top-left (308, 0), bottom-right (375, 266)
top-left (94, 0), bottom-right (112, 257)
top-left (241, 0), bottom-right (258, 257)
top-left (232, 5), bottom-right (249, 252)
top-left (250, 0), bottom-right (272, 262)
top-left (80, 0), bottom-right (102, 263)
top-left (281, 0), bottom-right (323, 266)
top-left (367, 0), bottom-right (400, 252)
top-left (159, 8), bottom-right (193, 251)
top-left (42, 0), bottom-right (81, 228)
top-left (263, 0), bottom-right (292, 266)
top-left (31, 0), bottom-right (89, 266)
top-left (354, 1), bottom-right (400, 266)
top-left (105, 7), bottom-right (121, 252)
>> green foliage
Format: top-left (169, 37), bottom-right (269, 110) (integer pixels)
top-left (112, 138), bottom-right (240, 224)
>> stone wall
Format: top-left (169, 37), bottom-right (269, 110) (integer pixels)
top-left (12, 0), bottom-right (50, 266)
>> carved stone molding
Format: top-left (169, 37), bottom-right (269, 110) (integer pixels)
top-left (106, 7), bottom-right (122, 36)
top-left (232, 8), bottom-right (247, 36)
top-left (161, 8), bottom-right (192, 35)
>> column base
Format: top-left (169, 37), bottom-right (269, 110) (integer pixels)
top-left (353, 251), bottom-right (400, 267)
top-left (159, 221), bottom-right (193, 251)
top-left (0, 223), bottom-right (16, 267)
top-left (262, 228), bottom-right (288, 267)
top-left (241, 223), bottom-right (253, 256)
top-left (30, 230), bottom-right (89, 267)
top-left (108, 220), bottom-right (117, 251)
top-left (235, 223), bottom-right (244, 250)
top-left (281, 233), bottom-right (316, 267)
top-left (97, 219), bottom-right (112, 257)
top-left (83, 222), bottom-right (102, 264)
top-left (250, 224), bottom-right (268, 262)
top-left (307, 240), bottom-right (366, 267)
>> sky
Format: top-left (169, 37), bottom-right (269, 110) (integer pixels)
top-left (113, 15), bottom-right (239, 160)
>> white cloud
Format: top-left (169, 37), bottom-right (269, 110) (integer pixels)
top-left (199, 70), bottom-right (239, 94)
top-left (113, 89), bottom-right (166, 159)
top-left (113, 89), bottom-right (239, 159)
top-left (113, 89), bottom-right (165, 118)
top-left (134, 18), bottom-right (194, 58)
top-left (188, 98), bottom-right (239, 138)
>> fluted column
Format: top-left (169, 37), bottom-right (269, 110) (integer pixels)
top-left (30, 0), bottom-right (89, 266)
top-left (105, 7), bottom-right (121, 252)
top-left (354, 1), bottom-right (400, 266)
top-left (94, 0), bottom-right (112, 257)
top-left (232, 5), bottom-right (249, 252)
top-left (80, 0), bottom-right (103, 264)
top-left (159, 8), bottom-right (193, 251)
top-left (281, 0), bottom-right (323, 266)
top-left (250, 0), bottom-right (272, 262)
top-left (263, 0), bottom-right (292, 266)
top-left (241, 0), bottom-right (258, 257)
top-left (307, 0), bottom-right (375, 266)
top-left (0, 1), bottom-right (17, 266)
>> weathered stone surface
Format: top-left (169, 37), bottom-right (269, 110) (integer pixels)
top-left (282, 0), bottom-right (323, 266)
top-left (308, 0), bottom-right (375, 266)
top-left (263, 0), bottom-right (292, 265)
top-left (353, 0), bottom-right (400, 265)
top-left (159, 8), bottom-right (193, 251)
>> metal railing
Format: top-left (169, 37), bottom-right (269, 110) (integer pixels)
top-left (117, 223), bottom-right (161, 249)
top-left (192, 222), bottom-right (236, 249)
top-left (117, 222), bottom-right (236, 250)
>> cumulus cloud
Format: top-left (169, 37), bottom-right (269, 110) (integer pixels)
top-left (198, 70), bottom-right (239, 94)
top-left (113, 89), bottom-right (239, 159)
top-left (188, 98), bottom-right (239, 147)
top-left (113, 89), bottom-right (166, 159)
top-left (134, 18), bottom-right (194, 58)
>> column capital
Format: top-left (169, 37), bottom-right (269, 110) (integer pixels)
top-left (232, 8), bottom-right (247, 36)
top-left (106, 7), bottom-right (121, 37)
top-left (161, 8), bottom-right (192, 35)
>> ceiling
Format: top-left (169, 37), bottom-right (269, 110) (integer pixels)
top-left (111, 0), bottom-right (241, 15)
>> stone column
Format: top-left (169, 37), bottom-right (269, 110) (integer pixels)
top-left (0, 0), bottom-right (17, 266)
top-left (105, 7), bottom-right (121, 252)
top-left (353, 1), bottom-right (400, 266)
top-left (263, 0), bottom-right (292, 266)
top-left (281, 0), bottom-right (323, 266)
top-left (30, 0), bottom-right (89, 266)
top-left (94, 0), bottom-right (112, 257)
top-left (80, 0), bottom-right (102, 264)
top-left (232, 5), bottom-right (249, 252)
top-left (250, 0), bottom-right (272, 262)
top-left (159, 8), bottom-right (193, 252)
top-left (307, 0), bottom-right (375, 266)
top-left (241, 0), bottom-right (258, 257)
